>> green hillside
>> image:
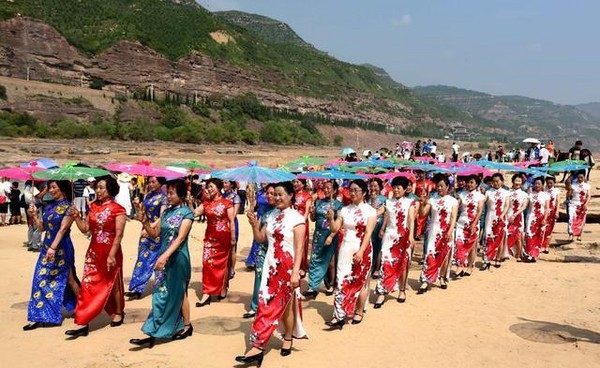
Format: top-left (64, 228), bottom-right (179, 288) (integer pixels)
top-left (0, 0), bottom-right (426, 106)
top-left (414, 85), bottom-right (600, 139)
top-left (216, 10), bottom-right (315, 49)
top-left (576, 102), bottom-right (600, 119)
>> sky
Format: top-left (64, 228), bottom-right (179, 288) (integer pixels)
top-left (197, 0), bottom-right (599, 105)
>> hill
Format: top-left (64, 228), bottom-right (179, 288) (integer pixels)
top-left (576, 102), bottom-right (600, 119)
top-left (413, 85), bottom-right (600, 146)
top-left (215, 10), bottom-right (316, 50)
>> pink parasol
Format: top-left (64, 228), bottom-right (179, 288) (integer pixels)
top-left (0, 166), bottom-right (44, 181)
top-left (513, 160), bottom-right (540, 168)
top-left (104, 161), bottom-right (185, 179)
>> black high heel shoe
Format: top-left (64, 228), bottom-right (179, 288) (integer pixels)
top-left (129, 336), bottom-right (155, 349)
top-left (172, 324), bottom-right (193, 340)
top-left (440, 278), bottom-right (448, 290)
top-left (23, 322), bottom-right (53, 331)
top-left (65, 325), bottom-right (89, 337)
top-left (124, 291), bottom-right (142, 300)
top-left (302, 290), bottom-right (319, 299)
top-left (351, 314), bottom-right (364, 325)
top-left (242, 311), bottom-right (256, 319)
top-left (373, 295), bottom-right (386, 309)
top-left (325, 319), bottom-right (345, 330)
top-left (110, 313), bottom-right (125, 327)
top-left (480, 262), bottom-right (491, 271)
top-left (217, 289), bottom-right (228, 300)
top-left (196, 296), bottom-right (211, 307)
top-left (280, 337), bottom-right (293, 357)
top-left (235, 350), bottom-right (264, 367)
top-left (417, 283), bottom-right (429, 294)
top-left (397, 290), bottom-right (406, 303)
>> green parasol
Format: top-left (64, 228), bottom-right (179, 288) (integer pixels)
top-left (33, 163), bottom-right (111, 181)
top-left (165, 160), bottom-right (214, 173)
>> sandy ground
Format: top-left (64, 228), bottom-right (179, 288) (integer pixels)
top-left (1, 145), bottom-right (599, 368)
top-left (2, 209), bottom-right (599, 367)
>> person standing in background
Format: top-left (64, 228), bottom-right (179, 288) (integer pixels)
top-left (452, 142), bottom-right (460, 162)
top-left (539, 144), bottom-right (550, 167)
top-left (238, 181), bottom-right (247, 214)
top-left (0, 177), bottom-right (10, 226)
top-left (72, 179), bottom-right (87, 219)
top-left (24, 181), bottom-right (46, 251)
top-left (83, 178), bottom-right (96, 212)
top-left (568, 140), bottom-right (583, 160)
top-left (9, 182), bottom-right (22, 225)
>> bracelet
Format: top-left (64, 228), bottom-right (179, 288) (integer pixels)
top-left (50, 247), bottom-right (57, 251)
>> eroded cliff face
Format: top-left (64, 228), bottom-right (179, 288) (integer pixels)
top-left (0, 17), bottom-right (414, 127)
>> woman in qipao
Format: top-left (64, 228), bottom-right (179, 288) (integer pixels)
top-left (222, 180), bottom-right (241, 278)
top-left (194, 178), bottom-right (235, 307)
top-left (523, 177), bottom-right (550, 262)
top-left (235, 181), bottom-right (307, 366)
top-left (374, 176), bottom-right (416, 308)
top-left (292, 179), bottom-right (313, 277)
top-left (23, 181), bottom-right (80, 331)
top-left (125, 176), bottom-right (168, 299)
top-left (481, 173), bottom-right (510, 270)
top-left (303, 179), bottom-right (343, 299)
top-left (567, 171), bottom-right (591, 242)
top-left (505, 174), bottom-right (528, 260)
top-left (416, 174), bottom-right (458, 294)
top-left (541, 176), bottom-right (561, 253)
top-left (452, 175), bottom-right (485, 277)
top-left (325, 179), bottom-right (376, 328)
top-left (66, 176), bottom-right (126, 337)
top-left (368, 178), bottom-right (387, 278)
top-left (129, 180), bottom-right (195, 348)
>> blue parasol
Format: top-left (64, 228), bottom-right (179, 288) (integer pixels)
top-left (538, 163), bottom-right (590, 173)
top-left (347, 159), bottom-right (397, 169)
top-left (340, 147), bottom-right (356, 155)
top-left (471, 160), bottom-right (528, 172)
top-left (211, 161), bottom-right (296, 183)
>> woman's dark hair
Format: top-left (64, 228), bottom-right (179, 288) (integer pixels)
top-left (206, 178), bottom-right (224, 191)
top-left (265, 183), bottom-right (277, 191)
top-left (327, 179), bottom-right (339, 192)
top-left (511, 173), bottom-right (523, 183)
top-left (466, 174), bottom-right (481, 185)
top-left (533, 176), bottom-right (545, 185)
top-left (131, 177), bottom-right (138, 184)
top-left (224, 180), bottom-right (237, 190)
top-left (49, 180), bottom-right (73, 202)
top-left (151, 176), bottom-right (167, 186)
top-left (432, 173), bottom-right (450, 187)
top-left (167, 179), bottom-right (187, 200)
top-left (491, 173), bottom-right (504, 182)
top-left (368, 178), bottom-right (384, 191)
top-left (350, 179), bottom-right (369, 198)
top-left (391, 176), bottom-right (410, 189)
top-left (12, 181), bottom-right (18, 188)
top-left (546, 175), bottom-right (556, 183)
top-left (99, 175), bottom-right (120, 197)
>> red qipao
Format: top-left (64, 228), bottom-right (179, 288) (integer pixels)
top-left (294, 190), bottom-right (312, 271)
top-left (202, 198), bottom-right (233, 295)
top-left (74, 200), bottom-right (126, 325)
